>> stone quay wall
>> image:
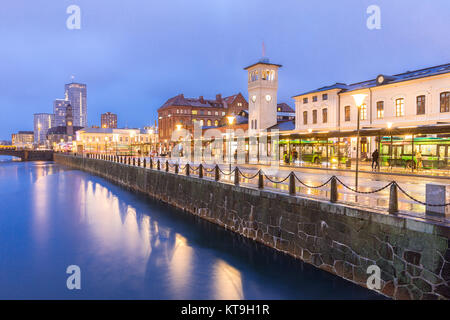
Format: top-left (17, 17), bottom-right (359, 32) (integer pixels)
top-left (54, 154), bottom-right (450, 300)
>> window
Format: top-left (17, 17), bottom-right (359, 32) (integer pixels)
top-left (395, 98), bottom-right (405, 117)
top-left (344, 106), bottom-right (350, 121)
top-left (312, 96), bottom-right (318, 102)
top-left (377, 101), bottom-right (384, 119)
top-left (277, 107), bottom-right (281, 111)
top-left (207, 119), bottom-right (212, 126)
top-left (303, 98), bottom-right (308, 104)
top-left (303, 111), bottom-right (308, 125)
top-left (222, 112), bottom-right (226, 116)
top-left (440, 92), bottom-right (450, 113)
top-left (207, 111), bottom-right (211, 115)
top-left (360, 104), bottom-right (367, 120)
top-left (417, 95), bottom-right (425, 115)
top-left (322, 108), bottom-right (328, 123)
top-left (215, 111), bottom-right (218, 116)
top-left (322, 94), bottom-right (328, 101)
top-left (312, 110), bottom-right (317, 124)
top-left (192, 110), bottom-right (198, 115)
top-left (214, 120), bottom-right (219, 126)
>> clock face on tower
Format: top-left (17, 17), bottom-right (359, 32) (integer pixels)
top-left (251, 95), bottom-right (257, 103)
top-left (377, 75), bottom-right (384, 85)
top-left (265, 94), bottom-right (272, 102)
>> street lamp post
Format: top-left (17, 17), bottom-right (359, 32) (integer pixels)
top-left (352, 94), bottom-right (368, 192)
top-left (226, 115), bottom-right (235, 172)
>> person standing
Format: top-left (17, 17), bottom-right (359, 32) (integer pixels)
top-left (372, 149), bottom-right (379, 171)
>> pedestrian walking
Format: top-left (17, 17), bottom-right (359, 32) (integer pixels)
top-left (371, 149), bottom-right (380, 171)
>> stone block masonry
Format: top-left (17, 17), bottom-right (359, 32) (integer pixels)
top-left (54, 154), bottom-right (450, 300)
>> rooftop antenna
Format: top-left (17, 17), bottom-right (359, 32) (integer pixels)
top-left (260, 42), bottom-right (269, 63)
top-left (71, 75), bottom-right (75, 83)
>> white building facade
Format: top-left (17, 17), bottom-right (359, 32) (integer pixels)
top-left (294, 64), bottom-right (450, 132)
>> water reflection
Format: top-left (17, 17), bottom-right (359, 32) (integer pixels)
top-left (0, 161), bottom-right (384, 299)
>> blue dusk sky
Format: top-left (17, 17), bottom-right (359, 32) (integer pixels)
top-left (0, 0), bottom-right (449, 139)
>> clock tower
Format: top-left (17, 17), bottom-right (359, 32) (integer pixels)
top-left (245, 58), bottom-right (281, 133)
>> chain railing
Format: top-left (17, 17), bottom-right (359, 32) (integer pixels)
top-left (80, 153), bottom-right (450, 215)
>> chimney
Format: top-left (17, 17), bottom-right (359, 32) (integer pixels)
top-left (199, 96), bottom-right (205, 104)
top-left (216, 94), bottom-right (222, 103)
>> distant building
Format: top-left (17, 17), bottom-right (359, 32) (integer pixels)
top-left (157, 93), bottom-right (248, 150)
top-left (12, 131), bottom-right (34, 149)
top-left (47, 105), bottom-right (82, 150)
top-left (53, 99), bottom-right (70, 127)
top-left (65, 82), bottom-right (87, 127)
top-left (101, 112), bottom-right (118, 129)
top-left (33, 113), bottom-right (54, 146)
top-left (75, 127), bottom-right (156, 155)
top-left (276, 103), bottom-right (295, 121)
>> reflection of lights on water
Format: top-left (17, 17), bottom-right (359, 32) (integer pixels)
top-left (168, 234), bottom-right (193, 298)
top-left (212, 260), bottom-right (243, 300)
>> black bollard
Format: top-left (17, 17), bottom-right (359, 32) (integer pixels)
top-left (199, 164), bottom-right (203, 179)
top-left (234, 168), bottom-right (239, 186)
top-left (330, 176), bottom-right (337, 203)
top-left (388, 183), bottom-right (398, 214)
top-left (289, 172), bottom-right (296, 195)
top-left (258, 170), bottom-right (264, 189)
top-left (215, 165), bottom-right (220, 181)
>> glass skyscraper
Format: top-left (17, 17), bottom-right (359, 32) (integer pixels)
top-left (53, 99), bottom-right (70, 127)
top-left (33, 113), bottom-right (54, 145)
top-left (64, 82), bottom-right (87, 128)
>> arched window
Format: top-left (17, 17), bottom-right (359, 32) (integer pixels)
top-left (360, 104), bottom-right (367, 120)
top-left (395, 98), bottom-right (405, 117)
top-left (214, 120), bottom-right (219, 126)
top-left (441, 92), bottom-right (450, 113)
top-left (207, 119), bottom-right (212, 126)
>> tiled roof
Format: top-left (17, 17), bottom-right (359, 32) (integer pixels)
top-left (159, 93), bottom-right (243, 111)
top-left (268, 120), bottom-right (295, 132)
top-left (293, 63), bottom-right (450, 97)
top-left (277, 103), bottom-right (295, 113)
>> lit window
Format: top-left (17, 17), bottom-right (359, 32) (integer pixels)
top-left (192, 110), bottom-right (198, 115)
top-left (214, 120), bottom-right (219, 126)
top-left (377, 101), bottom-right (384, 119)
top-left (222, 112), bottom-right (225, 116)
top-left (215, 111), bottom-right (218, 116)
top-left (207, 119), bottom-right (211, 126)
top-left (360, 104), bottom-right (367, 120)
top-left (395, 98), bottom-right (405, 117)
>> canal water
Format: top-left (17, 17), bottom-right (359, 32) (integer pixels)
top-left (0, 160), bottom-right (384, 299)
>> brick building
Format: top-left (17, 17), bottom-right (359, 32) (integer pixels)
top-left (158, 93), bottom-right (248, 149)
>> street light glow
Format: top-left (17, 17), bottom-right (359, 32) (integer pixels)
top-left (227, 115), bottom-right (235, 125)
top-left (352, 93), bottom-right (368, 107)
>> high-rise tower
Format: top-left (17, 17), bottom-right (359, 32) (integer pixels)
top-left (64, 82), bottom-right (87, 127)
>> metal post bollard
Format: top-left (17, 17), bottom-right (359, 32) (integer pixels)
top-left (175, 164), bottom-right (179, 174)
top-left (157, 160), bottom-right (160, 171)
top-left (388, 182), bottom-right (398, 214)
top-left (330, 176), bottom-right (337, 203)
top-left (166, 161), bottom-right (169, 172)
top-left (138, 158), bottom-right (141, 167)
top-left (143, 159), bottom-right (146, 168)
top-left (234, 168), bottom-right (239, 186)
top-left (199, 164), bottom-right (203, 179)
top-left (133, 158), bottom-right (135, 166)
top-left (150, 158), bottom-right (153, 169)
top-left (128, 157), bottom-right (131, 165)
top-left (289, 172), bottom-right (296, 195)
top-left (186, 164), bottom-right (190, 176)
top-left (258, 170), bottom-right (264, 189)
top-left (215, 165), bottom-right (220, 181)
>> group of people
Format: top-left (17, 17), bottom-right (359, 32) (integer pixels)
top-left (283, 150), bottom-right (299, 164)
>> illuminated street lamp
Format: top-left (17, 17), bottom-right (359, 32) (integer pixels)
top-left (227, 115), bottom-right (235, 172)
top-left (352, 93), bottom-right (367, 192)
